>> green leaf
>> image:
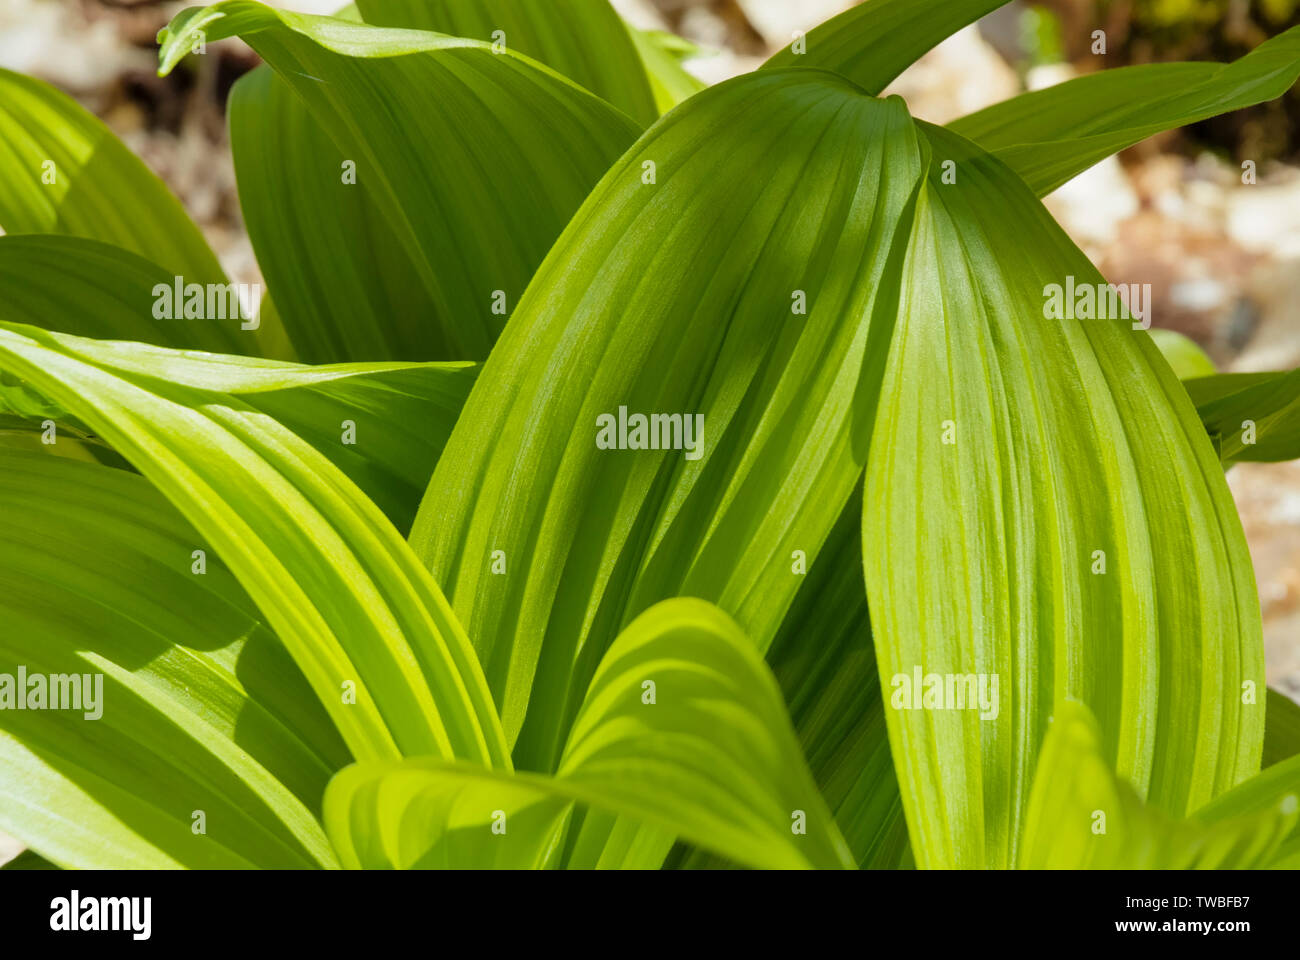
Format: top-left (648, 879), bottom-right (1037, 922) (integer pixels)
top-left (1, 850), bottom-right (58, 870)
top-left (863, 123), bottom-right (1264, 868)
top-left (1144, 334), bottom-right (1300, 465)
top-left (1183, 368), bottom-right (1300, 464)
top-left (0, 68), bottom-right (224, 288)
top-left (628, 27), bottom-right (706, 114)
top-left (766, 502), bottom-right (908, 868)
top-left (949, 26), bottom-right (1300, 196)
top-left (762, 0), bottom-right (1010, 95)
top-left (1149, 328), bottom-right (1217, 381)
top-left (0, 238), bottom-right (478, 528)
top-left (0, 322), bottom-right (509, 770)
top-left (672, 501), bottom-right (908, 869)
top-left (1019, 701), bottom-right (1297, 869)
top-left (324, 599), bottom-right (853, 870)
top-left (1196, 750), bottom-right (1300, 867)
top-left (228, 66), bottom-right (444, 363)
top-left (0, 450), bottom-right (344, 868)
top-left (1264, 689), bottom-right (1300, 768)
top-left (354, 0), bottom-right (658, 125)
top-left (324, 760), bottom-right (571, 869)
top-left (0, 233), bottom-right (256, 357)
top-left (408, 71), bottom-right (928, 771)
top-left (160, 1), bottom-right (641, 360)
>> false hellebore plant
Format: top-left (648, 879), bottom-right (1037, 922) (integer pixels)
top-left (1, 0), bottom-right (1300, 871)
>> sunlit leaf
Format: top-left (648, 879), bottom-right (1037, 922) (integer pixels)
top-left (1019, 701), bottom-right (1296, 869)
top-left (950, 27), bottom-right (1300, 196)
top-left (325, 599), bottom-right (853, 870)
top-left (864, 123), bottom-right (1263, 868)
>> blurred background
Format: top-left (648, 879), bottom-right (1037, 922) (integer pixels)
top-left (0, 0), bottom-right (1296, 769)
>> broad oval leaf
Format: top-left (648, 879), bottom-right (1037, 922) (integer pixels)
top-left (863, 123), bottom-right (1264, 868)
top-left (408, 70), bottom-right (927, 771)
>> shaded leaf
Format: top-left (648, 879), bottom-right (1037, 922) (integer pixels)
top-left (1, 850), bottom-right (58, 870)
top-left (1264, 688), bottom-right (1300, 768)
top-left (160, 1), bottom-right (640, 360)
top-left (228, 65), bottom-right (444, 363)
top-left (0, 450), bottom-right (345, 868)
top-left (1184, 368), bottom-right (1300, 464)
top-left (0, 235), bottom-right (253, 357)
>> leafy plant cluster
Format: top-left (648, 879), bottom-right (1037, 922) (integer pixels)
top-left (1, 0), bottom-right (1300, 870)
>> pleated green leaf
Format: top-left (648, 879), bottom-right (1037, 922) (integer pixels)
top-left (0, 322), bottom-right (509, 770)
top-left (670, 502), bottom-right (907, 870)
top-left (0, 450), bottom-right (344, 869)
top-left (160, 1), bottom-right (640, 360)
top-left (354, 0), bottom-right (658, 125)
top-left (1019, 702), bottom-right (1296, 869)
top-left (1264, 689), bottom-right (1300, 768)
top-left (409, 71), bottom-right (927, 771)
top-left (762, 0), bottom-right (1010, 95)
top-left (864, 124), bottom-right (1263, 869)
top-left (34, 338), bottom-right (479, 533)
top-left (324, 760), bottom-right (571, 869)
top-left (0, 238), bottom-right (478, 528)
top-left (950, 27), bottom-right (1300, 197)
top-left (0, 233), bottom-right (256, 358)
top-left (325, 599), bottom-right (853, 870)
top-left (0, 69), bottom-right (223, 287)
top-left (1183, 368), bottom-right (1300, 464)
top-left (1197, 751), bottom-right (1300, 867)
top-left (228, 66), bottom-right (444, 364)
